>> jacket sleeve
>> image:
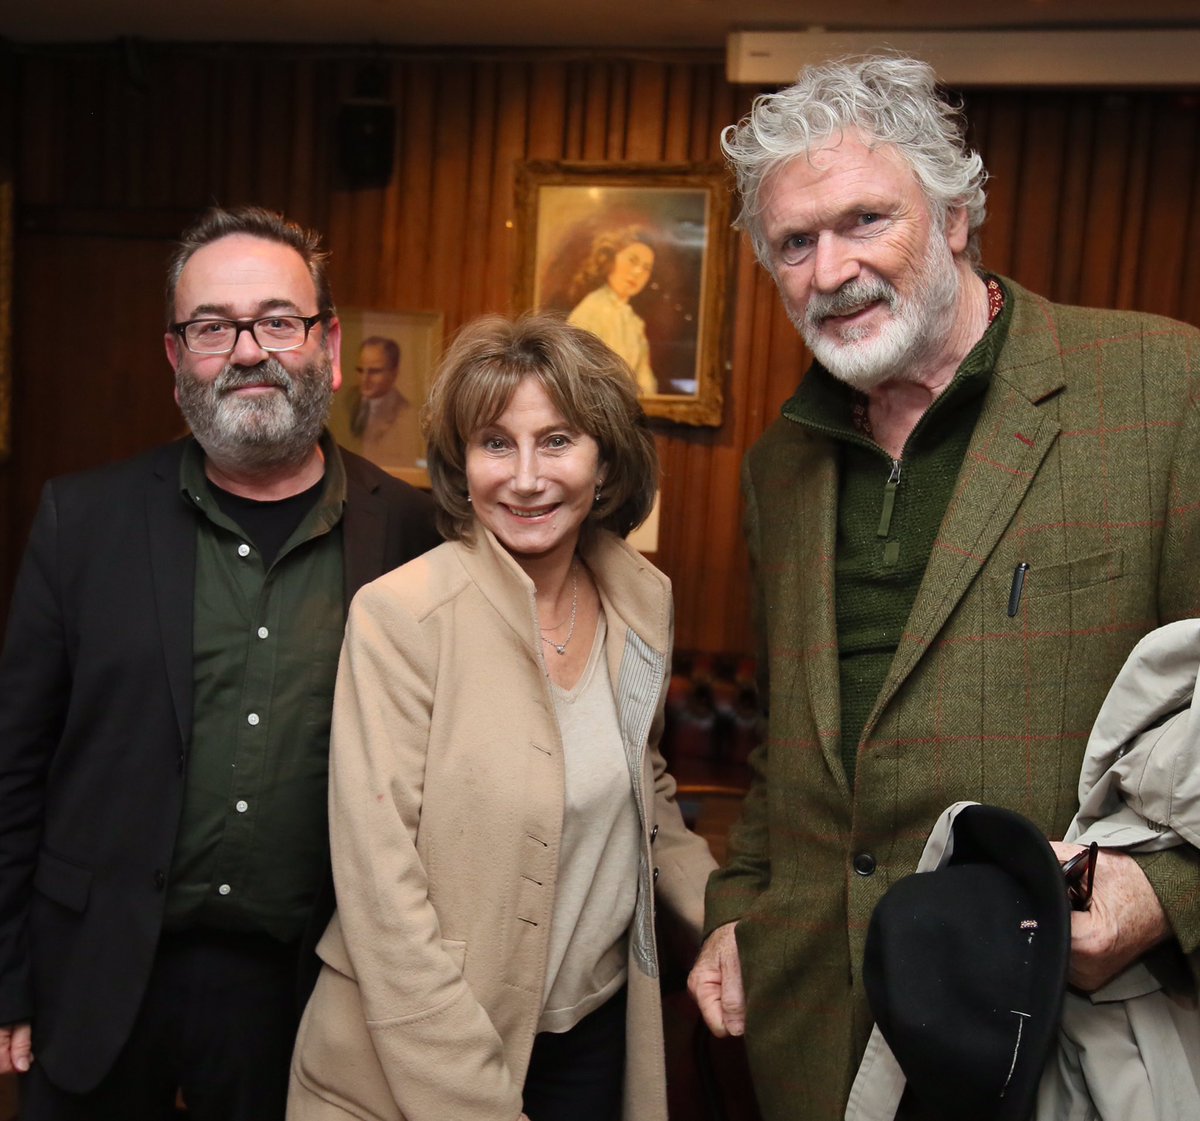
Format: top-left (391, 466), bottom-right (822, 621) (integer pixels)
top-left (0, 484), bottom-right (69, 1026)
top-left (702, 459), bottom-right (773, 936)
top-left (1141, 366), bottom-right (1200, 970)
top-left (643, 612), bottom-right (717, 941)
top-left (325, 580), bottom-right (524, 1121)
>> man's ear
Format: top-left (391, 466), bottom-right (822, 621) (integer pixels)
top-left (945, 204), bottom-right (969, 256)
top-left (165, 331), bottom-right (181, 406)
top-left (325, 316), bottom-right (343, 394)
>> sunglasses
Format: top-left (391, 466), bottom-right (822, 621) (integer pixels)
top-left (1062, 841), bottom-right (1098, 912)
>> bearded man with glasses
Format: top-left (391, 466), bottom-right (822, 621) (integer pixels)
top-left (0, 206), bottom-right (440, 1120)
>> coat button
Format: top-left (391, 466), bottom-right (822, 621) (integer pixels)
top-left (650, 824), bottom-right (659, 843)
top-left (153, 869), bottom-right (166, 891)
top-left (652, 866), bottom-right (660, 884)
top-left (853, 852), bottom-right (877, 877)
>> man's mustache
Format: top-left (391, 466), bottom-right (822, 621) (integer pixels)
top-left (214, 360), bottom-right (293, 395)
top-left (806, 278), bottom-right (898, 324)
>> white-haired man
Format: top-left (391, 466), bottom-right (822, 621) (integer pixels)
top-left (689, 55), bottom-right (1200, 1121)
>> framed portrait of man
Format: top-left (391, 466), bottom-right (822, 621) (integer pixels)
top-left (328, 307), bottom-right (443, 486)
top-left (515, 161), bottom-right (732, 426)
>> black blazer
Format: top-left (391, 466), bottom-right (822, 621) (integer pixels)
top-left (0, 440), bottom-right (439, 1092)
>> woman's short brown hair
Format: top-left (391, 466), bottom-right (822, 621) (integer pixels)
top-left (423, 312), bottom-right (659, 544)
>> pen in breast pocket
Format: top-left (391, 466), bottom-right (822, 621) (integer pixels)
top-left (1007, 562), bottom-right (1030, 618)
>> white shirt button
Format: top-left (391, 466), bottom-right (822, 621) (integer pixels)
top-left (257, 626), bottom-right (269, 639)
top-left (235, 799), bottom-right (249, 813)
top-left (237, 543), bottom-right (251, 557)
top-left (218, 883), bottom-right (231, 896)
top-left (247, 712), bottom-right (260, 726)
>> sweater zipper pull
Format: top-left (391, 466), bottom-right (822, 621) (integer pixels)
top-left (878, 460), bottom-right (902, 538)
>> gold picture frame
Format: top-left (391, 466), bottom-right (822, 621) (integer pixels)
top-left (327, 307), bottom-right (444, 489)
top-left (515, 161), bottom-right (731, 426)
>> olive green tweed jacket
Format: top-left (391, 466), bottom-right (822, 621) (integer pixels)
top-left (705, 279), bottom-right (1200, 1121)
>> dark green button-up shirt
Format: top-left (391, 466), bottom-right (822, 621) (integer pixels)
top-left (164, 436), bottom-right (347, 941)
top-left (782, 278), bottom-right (1014, 785)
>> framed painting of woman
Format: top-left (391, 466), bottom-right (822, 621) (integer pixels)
top-left (515, 162), bottom-right (731, 426)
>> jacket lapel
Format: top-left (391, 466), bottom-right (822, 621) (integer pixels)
top-left (796, 437), bottom-right (845, 776)
top-left (340, 465), bottom-right (388, 611)
top-left (871, 286), bottom-right (1067, 722)
top-left (146, 443), bottom-right (197, 748)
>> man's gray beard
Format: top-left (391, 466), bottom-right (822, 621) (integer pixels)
top-left (175, 352), bottom-right (334, 473)
top-left (794, 236), bottom-right (961, 392)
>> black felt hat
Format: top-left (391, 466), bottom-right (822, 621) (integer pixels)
top-left (863, 805), bottom-right (1070, 1121)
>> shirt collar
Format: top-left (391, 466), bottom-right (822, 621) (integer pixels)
top-left (178, 429), bottom-right (347, 530)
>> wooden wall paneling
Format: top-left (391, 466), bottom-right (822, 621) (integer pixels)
top-left (164, 54), bottom-right (213, 211)
top-left (460, 61), bottom-right (502, 320)
top-left (580, 61), bottom-right (612, 161)
top-left (388, 61), bottom-right (437, 312)
top-left (1076, 95), bottom-right (1134, 313)
top-left (625, 61), bottom-right (668, 160)
top-left (13, 232), bottom-right (178, 507)
top-left (491, 63), bottom-right (531, 317)
top-left (1050, 98), bottom-right (1098, 308)
top-left (603, 62), bottom-right (629, 160)
top-left (526, 61), bottom-right (568, 159)
top-left (60, 56), bottom-right (107, 208)
top-left (140, 52), bottom-right (182, 208)
top-left (968, 93), bottom-right (1024, 280)
top-left (685, 64), bottom-right (714, 165)
top-left (1113, 98), bottom-right (1153, 312)
top-left (371, 59), bottom-right (407, 312)
top-left (218, 65), bottom-right (263, 206)
top-left (99, 55), bottom-right (130, 207)
top-left (663, 64), bottom-right (694, 163)
top-left (17, 57), bottom-right (61, 204)
top-left (254, 60), bottom-right (297, 211)
top-left (1138, 97), bottom-right (1198, 321)
top-left (427, 61), bottom-right (477, 325)
top-left (562, 64), bottom-right (587, 159)
top-left (1011, 94), bottom-right (1067, 300)
top-left (200, 53), bottom-right (231, 217)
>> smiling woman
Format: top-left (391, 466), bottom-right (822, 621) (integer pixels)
top-left (287, 312), bottom-right (716, 1121)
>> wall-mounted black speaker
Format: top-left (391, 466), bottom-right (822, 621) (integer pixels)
top-left (336, 102), bottom-right (396, 190)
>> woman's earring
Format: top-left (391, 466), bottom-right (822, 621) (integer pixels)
top-left (594, 484), bottom-right (602, 504)
top-left (466, 493), bottom-right (472, 504)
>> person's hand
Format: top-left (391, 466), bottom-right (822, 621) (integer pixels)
top-left (0, 1022), bottom-right (32, 1074)
top-left (687, 921), bottom-right (745, 1037)
top-left (1050, 842), bottom-right (1171, 992)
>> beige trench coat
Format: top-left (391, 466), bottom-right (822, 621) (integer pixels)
top-left (288, 526), bottom-right (715, 1121)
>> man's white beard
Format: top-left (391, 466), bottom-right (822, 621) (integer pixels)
top-left (794, 233), bottom-right (961, 392)
top-left (176, 352), bottom-right (334, 473)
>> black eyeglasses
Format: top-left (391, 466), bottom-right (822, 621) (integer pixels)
top-left (1062, 841), bottom-right (1098, 912)
top-left (171, 312), bottom-right (328, 355)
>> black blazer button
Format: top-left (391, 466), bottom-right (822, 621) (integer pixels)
top-left (852, 852), bottom-right (876, 877)
top-left (153, 869), bottom-right (166, 891)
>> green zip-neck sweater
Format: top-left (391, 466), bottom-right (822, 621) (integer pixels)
top-left (781, 280), bottom-right (1013, 784)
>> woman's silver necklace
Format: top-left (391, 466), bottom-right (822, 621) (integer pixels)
top-left (540, 564), bottom-right (578, 657)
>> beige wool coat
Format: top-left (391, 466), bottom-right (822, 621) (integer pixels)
top-left (288, 526), bottom-right (716, 1121)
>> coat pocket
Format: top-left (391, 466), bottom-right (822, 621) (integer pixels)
top-left (33, 849), bottom-right (92, 913)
